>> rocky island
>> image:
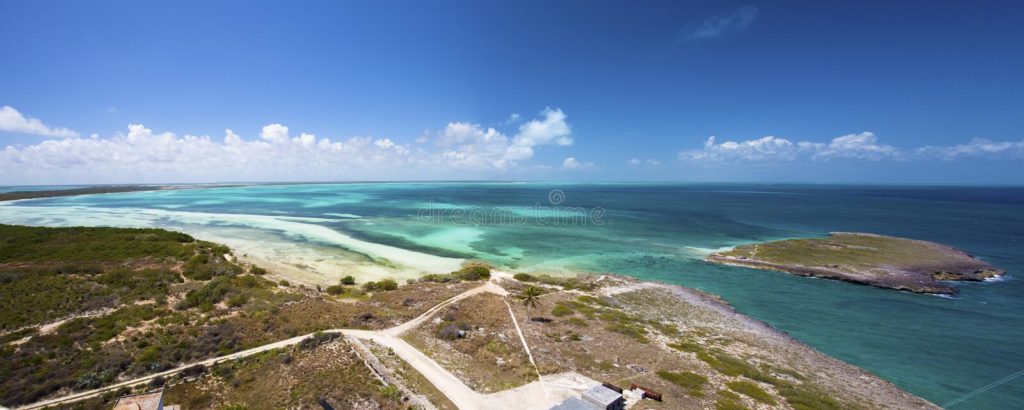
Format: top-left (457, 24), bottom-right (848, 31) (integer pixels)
top-left (707, 232), bottom-right (1005, 294)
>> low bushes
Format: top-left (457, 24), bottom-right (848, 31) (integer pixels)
top-left (326, 285), bottom-right (345, 295)
top-left (657, 370), bottom-right (707, 397)
top-left (605, 322), bottom-right (649, 344)
top-left (715, 391), bottom-right (748, 410)
top-left (511, 273), bottom-right (596, 290)
top-left (362, 279), bottom-right (398, 292)
top-left (551, 305), bottom-right (574, 317)
top-left (419, 265), bottom-right (492, 283)
top-left (670, 339), bottom-right (833, 410)
top-left (453, 266), bottom-right (490, 280)
top-left (298, 332), bottom-right (339, 350)
top-left (183, 253), bottom-right (243, 281)
top-left (696, 351), bottom-right (771, 382)
top-left (180, 364), bottom-right (207, 379)
top-left (773, 382), bottom-right (840, 410)
top-left (226, 294), bottom-right (249, 308)
top-left (175, 277), bottom-right (233, 310)
top-left (726, 380), bottom-right (776, 405)
top-left (0, 224), bottom-right (194, 263)
top-left (175, 274), bottom-right (272, 311)
top-left (668, 339), bottom-right (704, 353)
top-left (513, 273), bottom-right (534, 281)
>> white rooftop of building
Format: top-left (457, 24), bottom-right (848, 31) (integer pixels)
top-left (582, 385), bottom-right (623, 407)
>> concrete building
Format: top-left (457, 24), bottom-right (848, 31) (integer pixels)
top-left (550, 397), bottom-right (599, 410)
top-left (582, 385), bottom-right (626, 410)
top-left (549, 385), bottom-right (626, 410)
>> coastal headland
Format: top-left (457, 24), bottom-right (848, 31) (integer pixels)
top-left (0, 224), bottom-right (935, 409)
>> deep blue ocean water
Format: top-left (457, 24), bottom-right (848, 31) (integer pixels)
top-left (1, 183), bottom-right (1021, 408)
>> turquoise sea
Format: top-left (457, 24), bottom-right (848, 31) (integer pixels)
top-left (1, 183), bottom-right (1021, 408)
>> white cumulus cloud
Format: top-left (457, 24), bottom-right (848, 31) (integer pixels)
top-left (628, 158), bottom-right (661, 166)
top-left (512, 108), bottom-right (572, 148)
top-left (681, 135), bottom-right (800, 162)
top-left (434, 108), bottom-right (573, 169)
top-left (0, 108), bottom-right (575, 184)
top-left (680, 132), bottom-right (899, 162)
top-left (810, 132), bottom-right (899, 160)
top-left (259, 123), bottom-right (290, 144)
top-left (0, 106), bottom-right (79, 138)
top-left (562, 157), bottom-right (594, 170)
top-left (916, 138), bottom-right (1024, 160)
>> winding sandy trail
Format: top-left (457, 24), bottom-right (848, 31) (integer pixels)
top-left (17, 332), bottom-right (313, 409)
top-left (16, 277), bottom-right (591, 410)
top-left (385, 281), bottom-right (505, 337)
top-left (344, 329), bottom-right (485, 409)
top-left (502, 297), bottom-right (545, 394)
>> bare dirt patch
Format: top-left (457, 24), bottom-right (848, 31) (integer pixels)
top-left (403, 293), bottom-right (538, 393)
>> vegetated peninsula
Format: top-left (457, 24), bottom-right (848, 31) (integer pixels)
top-left (0, 186), bottom-right (159, 202)
top-left (0, 183), bottom-right (241, 202)
top-left (708, 232), bottom-right (1005, 294)
top-left (0, 224), bottom-right (936, 409)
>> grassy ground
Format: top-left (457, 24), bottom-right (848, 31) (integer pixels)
top-left (392, 275), bottom-right (857, 409)
top-left (0, 224), bottom-right (473, 408)
top-left (487, 277), bottom-right (929, 409)
top-left (1, 224), bottom-right (934, 409)
top-left (615, 287), bottom-right (886, 410)
top-left (403, 293), bottom-right (537, 393)
top-left (160, 338), bottom-right (404, 410)
top-left (716, 232), bottom-right (997, 277)
top-left (711, 232), bottom-right (1002, 293)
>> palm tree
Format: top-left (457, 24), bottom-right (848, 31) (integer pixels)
top-left (516, 285), bottom-right (543, 324)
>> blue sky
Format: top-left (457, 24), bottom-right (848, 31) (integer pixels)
top-left (1, 0), bottom-right (1022, 184)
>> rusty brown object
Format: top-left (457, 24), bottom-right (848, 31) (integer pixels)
top-left (629, 383), bottom-right (663, 402)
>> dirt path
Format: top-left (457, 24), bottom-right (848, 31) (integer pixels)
top-left (0, 307), bottom-right (116, 340)
top-left (348, 336), bottom-right (439, 410)
top-left (502, 297), bottom-right (545, 394)
top-left (17, 332), bottom-right (313, 409)
top-left (385, 281), bottom-right (504, 337)
top-left (17, 277), bottom-right (589, 410)
top-left (345, 329), bottom-right (484, 408)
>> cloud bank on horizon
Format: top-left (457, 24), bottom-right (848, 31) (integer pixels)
top-left (1, 105), bottom-right (1021, 185)
top-left (680, 133), bottom-right (1024, 163)
top-left (0, 106), bottom-right (587, 184)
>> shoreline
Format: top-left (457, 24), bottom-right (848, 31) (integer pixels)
top-left (649, 280), bottom-right (935, 408)
top-left (0, 224), bottom-right (940, 409)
